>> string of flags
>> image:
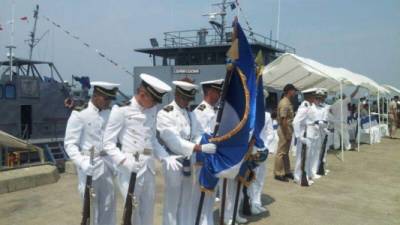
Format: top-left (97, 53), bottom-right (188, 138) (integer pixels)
top-left (42, 15), bottom-right (134, 76)
top-left (0, 16), bottom-right (30, 31)
top-left (231, 0), bottom-right (255, 40)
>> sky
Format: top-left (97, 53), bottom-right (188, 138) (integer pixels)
top-left (0, 0), bottom-right (399, 94)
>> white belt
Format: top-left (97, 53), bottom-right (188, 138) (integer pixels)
top-left (123, 148), bottom-right (152, 156)
top-left (81, 150), bottom-right (107, 157)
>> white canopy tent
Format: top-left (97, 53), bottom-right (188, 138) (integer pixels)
top-left (262, 53), bottom-right (390, 160)
top-left (263, 53), bottom-right (349, 160)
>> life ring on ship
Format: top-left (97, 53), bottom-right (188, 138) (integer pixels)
top-left (64, 98), bottom-right (74, 109)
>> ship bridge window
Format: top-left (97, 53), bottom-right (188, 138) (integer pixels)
top-left (5, 84), bottom-right (16, 99)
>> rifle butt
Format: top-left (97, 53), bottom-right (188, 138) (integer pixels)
top-left (80, 176), bottom-right (92, 225)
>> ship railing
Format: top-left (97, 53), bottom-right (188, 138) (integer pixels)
top-left (163, 27), bottom-right (296, 53)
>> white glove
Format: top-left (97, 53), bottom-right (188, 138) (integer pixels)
top-left (201, 143), bottom-right (217, 154)
top-left (161, 155), bottom-right (183, 171)
top-left (121, 156), bottom-right (145, 173)
top-left (80, 156), bottom-right (94, 176)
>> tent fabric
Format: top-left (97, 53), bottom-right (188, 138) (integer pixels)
top-left (262, 53), bottom-right (342, 91)
top-left (263, 53), bottom-right (389, 95)
top-left (0, 130), bottom-right (30, 149)
top-left (382, 84), bottom-right (400, 96)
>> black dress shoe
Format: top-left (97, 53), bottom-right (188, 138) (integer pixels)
top-left (285, 173), bottom-right (294, 180)
top-left (274, 175), bottom-right (289, 182)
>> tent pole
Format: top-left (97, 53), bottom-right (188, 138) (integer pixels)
top-left (368, 91), bottom-right (372, 145)
top-left (386, 97), bottom-right (389, 128)
top-left (357, 99), bottom-right (361, 152)
top-left (378, 91), bottom-right (381, 128)
top-left (340, 82), bottom-right (344, 161)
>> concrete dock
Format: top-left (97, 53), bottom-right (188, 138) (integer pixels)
top-left (0, 136), bottom-right (399, 225)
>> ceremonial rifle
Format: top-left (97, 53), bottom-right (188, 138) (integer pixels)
top-left (81, 147), bottom-right (95, 225)
top-left (121, 153), bottom-right (139, 225)
top-left (301, 128), bottom-right (309, 187)
top-left (317, 133), bottom-right (328, 176)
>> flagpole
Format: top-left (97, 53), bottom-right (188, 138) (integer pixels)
top-left (195, 66), bottom-right (235, 225)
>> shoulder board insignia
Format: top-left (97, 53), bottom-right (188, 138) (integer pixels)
top-left (73, 103), bottom-right (88, 112)
top-left (119, 101), bottom-right (131, 107)
top-left (197, 104), bottom-right (206, 111)
top-left (163, 105), bottom-right (174, 112)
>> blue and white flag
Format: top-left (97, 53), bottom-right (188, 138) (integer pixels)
top-left (198, 20), bottom-right (258, 191)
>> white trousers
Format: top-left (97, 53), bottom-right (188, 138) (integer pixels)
top-left (222, 178), bottom-right (243, 222)
top-left (310, 135), bottom-right (322, 177)
top-left (247, 160), bottom-right (267, 207)
top-left (77, 158), bottom-right (116, 225)
top-left (334, 123), bottom-right (351, 150)
top-left (162, 162), bottom-right (194, 225)
top-left (191, 166), bottom-right (216, 225)
top-left (117, 166), bottom-right (155, 225)
top-left (294, 140), bottom-right (313, 182)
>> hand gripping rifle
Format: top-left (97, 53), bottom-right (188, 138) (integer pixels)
top-left (301, 128), bottom-right (309, 187)
top-left (81, 147), bottom-right (96, 225)
top-left (121, 153), bottom-right (139, 225)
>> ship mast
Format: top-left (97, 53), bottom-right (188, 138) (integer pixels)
top-left (6, 0), bottom-right (16, 81)
top-left (27, 5), bottom-right (39, 76)
top-left (208, 0), bottom-right (235, 43)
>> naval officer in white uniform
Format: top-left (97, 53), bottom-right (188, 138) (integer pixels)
top-left (191, 79), bottom-right (223, 225)
top-left (157, 78), bottom-right (217, 225)
top-left (331, 86), bottom-right (360, 150)
top-left (103, 74), bottom-right (182, 225)
top-left (64, 81), bottom-right (119, 225)
top-left (247, 110), bottom-right (274, 214)
top-left (293, 88), bottom-right (317, 185)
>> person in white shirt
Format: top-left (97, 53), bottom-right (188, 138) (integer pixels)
top-left (330, 86), bottom-right (360, 150)
top-left (102, 74), bottom-right (182, 225)
top-left (191, 79), bottom-right (223, 225)
top-left (64, 81), bottom-right (119, 225)
top-left (157, 78), bottom-right (217, 225)
top-left (247, 110), bottom-right (274, 214)
top-left (293, 88), bottom-right (317, 185)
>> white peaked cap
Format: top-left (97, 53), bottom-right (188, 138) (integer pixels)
top-left (140, 73), bottom-right (172, 93)
top-left (301, 87), bottom-right (318, 94)
top-left (90, 81), bottom-right (120, 90)
top-left (140, 73), bottom-right (171, 103)
top-left (172, 80), bottom-right (198, 90)
top-left (200, 79), bottom-right (224, 86)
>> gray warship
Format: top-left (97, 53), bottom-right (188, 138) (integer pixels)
top-left (133, 0), bottom-right (295, 110)
top-left (0, 5), bottom-right (89, 173)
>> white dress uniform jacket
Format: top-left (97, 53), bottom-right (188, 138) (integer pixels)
top-left (64, 101), bottom-right (116, 225)
top-left (157, 100), bottom-right (199, 225)
top-left (292, 100), bottom-right (315, 183)
top-left (103, 98), bottom-right (167, 225)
